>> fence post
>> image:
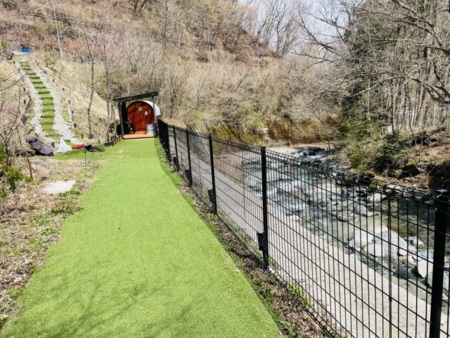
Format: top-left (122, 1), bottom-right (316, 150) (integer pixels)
top-left (208, 135), bottom-right (217, 214)
top-left (260, 146), bottom-right (269, 269)
top-left (165, 122), bottom-right (171, 162)
top-left (158, 120), bottom-right (167, 158)
top-left (430, 189), bottom-right (449, 338)
top-left (186, 129), bottom-right (192, 187)
top-left (173, 126), bottom-right (179, 171)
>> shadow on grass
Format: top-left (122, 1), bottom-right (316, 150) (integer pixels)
top-left (4, 262), bottom-right (169, 337)
top-left (154, 138), bottom-right (184, 191)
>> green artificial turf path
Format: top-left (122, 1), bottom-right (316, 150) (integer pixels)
top-left (1, 140), bottom-right (279, 337)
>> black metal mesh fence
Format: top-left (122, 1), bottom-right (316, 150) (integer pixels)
top-left (158, 120), bottom-right (450, 338)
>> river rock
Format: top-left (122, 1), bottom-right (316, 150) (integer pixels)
top-left (241, 159), bottom-right (260, 170)
top-left (374, 230), bottom-right (410, 257)
top-left (267, 161), bottom-right (284, 169)
top-left (368, 193), bottom-right (386, 204)
top-left (291, 180), bottom-right (304, 189)
top-left (348, 229), bottom-right (374, 250)
top-left (295, 146), bottom-right (326, 156)
top-left (424, 199), bottom-right (435, 206)
top-left (365, 243), bottom-right (385, 257)
top-left (319, 182), bottom-right (336, 192)
top-left (329, 193), bottom-right (341, 202)
top-left (277, 182), bottom-right (297, 194)
top-left (395, 265), bottom-right (415, 280)
top-left (418, 250), bottom-right (434, 262)
top-left (398, 245), bottom-right (417, 256)
top-left (282, 201), bottom-right (308, 215)
top-left (337, 213), bottom-right (348, 223)
top-left (401, 253), bottom-right (419, 266)
top-left (266, 186), bottom-right (278, 197)
top-left (342, 189), bottom-right (358, 200)
top-left (292, 152), bottom-right (306, 159)
top-left (373, 226), bottom-right (389, 235)
top-left (288, 215), bottom-right (300, 222)
top-left (405, 236), bottom-right (425, 248)
top-left (247, 177), bottom-right (260, 189)
top-left (354, 205), bottom-right (373, 216)
top-left (415, 260), bottom-right (434, 278)
top-left (306, 189), bottom-right (327, 206)
top-left (267, 170), bottom-right (290, 182)
top-left (425, 271), bottom-right (450, 291)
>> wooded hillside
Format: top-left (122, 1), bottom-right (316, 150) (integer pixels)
top-left (1, 0), bottom-right (450, 186)
top-left (1, 0), bottom-right (334, 145)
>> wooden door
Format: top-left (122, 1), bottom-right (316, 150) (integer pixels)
top-left (127, 102), bottom-right (154, 132)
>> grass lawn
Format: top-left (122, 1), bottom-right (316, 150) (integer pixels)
top-left (0, 140), bottom-right (280, 337)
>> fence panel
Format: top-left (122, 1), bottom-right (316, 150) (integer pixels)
top-left (211, 138), bottom-right (263, 250)
top-left (262, 150), bottom-right (444, 337)
top-left (171, 126), bottom-right (191, 184)
top-left (186, 131), bottom-right (214, 209)
top-left (157, 120), bottom-right (450, 337)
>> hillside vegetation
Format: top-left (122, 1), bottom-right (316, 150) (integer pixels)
top-left (1, 0), bottom-right (334, 144)
top-left (1, 0), bottom-right (450, 188)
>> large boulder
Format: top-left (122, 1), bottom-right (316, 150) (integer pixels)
top-left (374, 230), bottom-right (412, 257)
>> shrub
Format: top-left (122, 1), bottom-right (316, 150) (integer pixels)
top-left (3, 165), bottom-right (25, 192)
top-left (0, 142), bottom-right (6, 163)
top-left (375, 131), bottom-right (411, 171)
top-left (350, 149), bottom-right (366, 171)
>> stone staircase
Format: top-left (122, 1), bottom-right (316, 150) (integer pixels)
top-left (18, 58), bottom-right (78, 144)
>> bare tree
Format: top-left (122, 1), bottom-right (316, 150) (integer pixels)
top-left (80, 24), bottom-right (100, 139)
top-left (0, 70), bottom-right (23, 163)
top-left (97, 26), bottom-right (127, 133)
top-left (293, 0), bottom-right (450, 131)
top-left (73, 1), bottom-right (117, 139)
top-left (131, 0), bottom-right (156, 13)
top-left (246, 0), bottom-right (299, 56)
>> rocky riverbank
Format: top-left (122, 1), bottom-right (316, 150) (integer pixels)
top-left (253, 146), bottom-right (450, 302)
